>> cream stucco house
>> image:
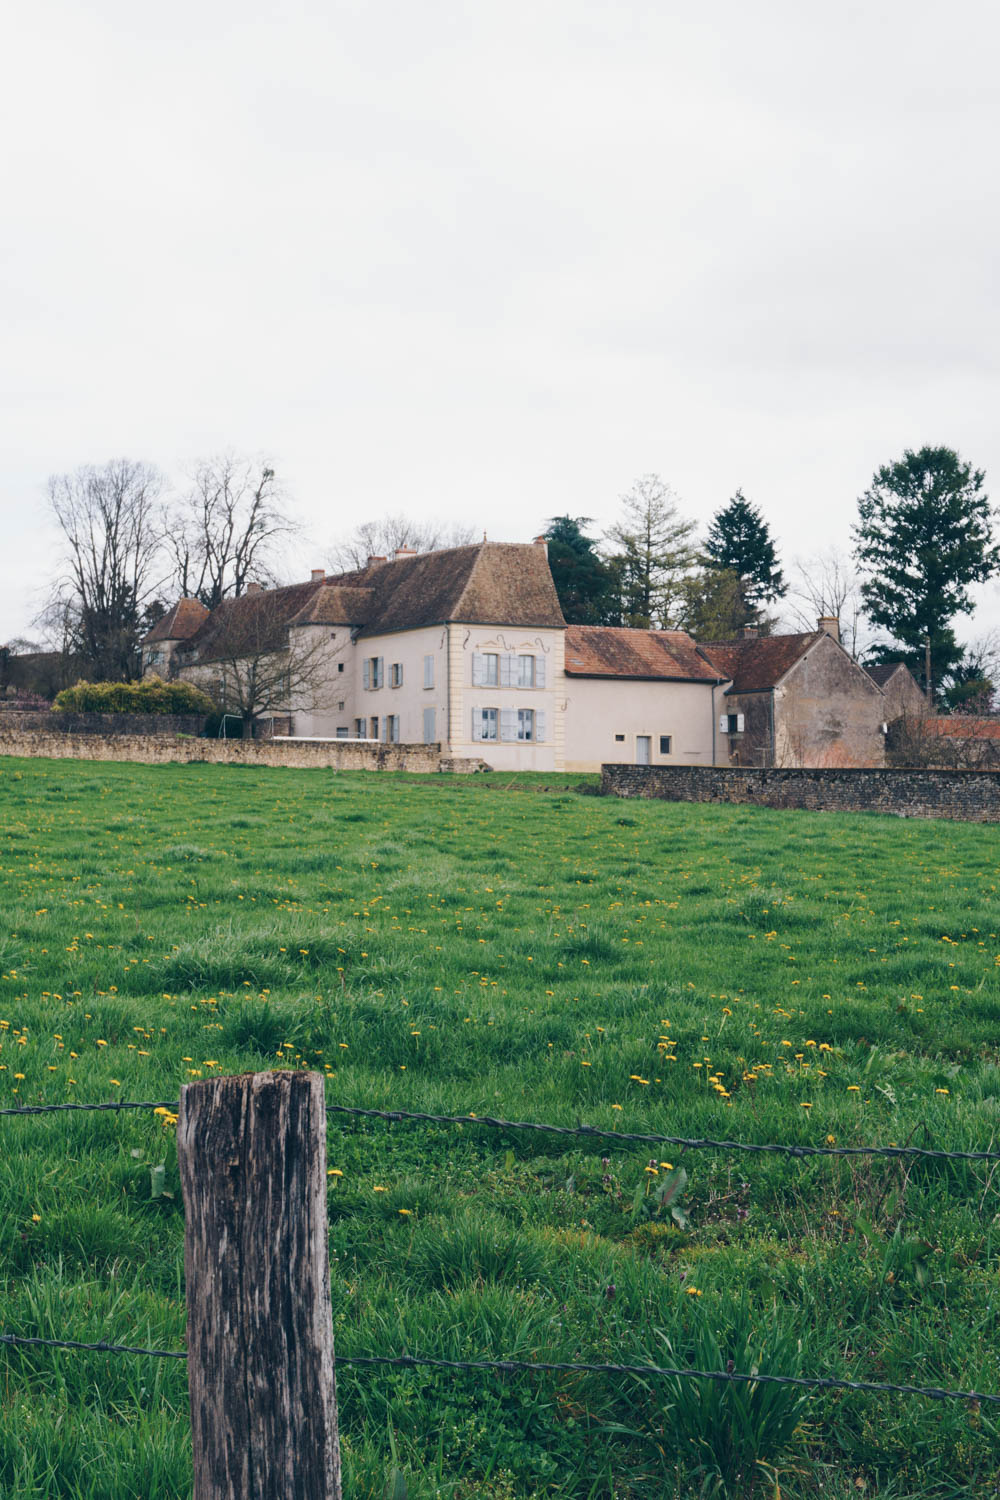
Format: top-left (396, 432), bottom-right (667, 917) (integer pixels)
top-left (144, 540), bottom-right (896, 772)
top-left (145, 540), bottom-right (568, 770)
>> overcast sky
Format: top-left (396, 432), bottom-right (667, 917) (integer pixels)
top-left (3, 0), bottom-right (998, 644)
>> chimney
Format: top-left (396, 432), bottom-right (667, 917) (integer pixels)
top-left (818, 615), bottom-right (841, 643)
top-left (394, 545), bottom-right (417, 560)
top-left (311, 568), bottom-right (325, 583)
top-left (741, 624), bottom-right (759, 639)
top-left (367, 554), bottom-right (387, 567)
top-left (245, 582), bottom-right (264, 595)
top-left (533, 535), bottom-right (548, 555)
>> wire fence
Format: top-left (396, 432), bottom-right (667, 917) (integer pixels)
top-left (3, 1094), bottom-right (998, 1162)
top-left (4, 1090), bottom-right (1000, 1412)
top-left (2, 1331), bottom-right (998, 1407)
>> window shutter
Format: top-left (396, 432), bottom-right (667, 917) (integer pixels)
top-left (500, 708), bottom-right (517, 741)
top-left (472, 653), bottom-right (485, 686)
top-left (500, 654), bottom-right (513, 687)
top-left (535, 710), bottom-right (546, 743)
top-left (471, 708), bottom-right (482, 741)
top-left (363, 659), bottom-right (370, 690)
top-left (424, 654), bottom-right (434, 689)
top-left (535, 655), bottom-right (546, 689)
top-left (737, 713), bottom-right (745, 732)
top-left (377, 657), bottom-right (384, 688)
top-left (719, 714), bottom-right (728, 733)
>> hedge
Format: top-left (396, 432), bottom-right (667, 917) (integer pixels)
top-left (53, 677), bottom-right (216, 715)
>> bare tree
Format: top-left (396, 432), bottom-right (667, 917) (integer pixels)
top-left (167, 455), bottom-right (297, 609)
top-left (783, 548), bottom-right (867, 659)
top-left (328, 514), bottom-right (477, 574)
top-left (185, 591), bottom-right (333, 738)
top-left (47, 459), bottom-right (166, 681)
top-left (605, 475), bottom-right (698, 628)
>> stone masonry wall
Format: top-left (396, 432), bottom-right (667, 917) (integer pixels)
top-left (600, 763), bottom-right (1000, 823)
top-left (0, 711), bottom-right (207, 736)
top-left (0, 728), bottom-right (448, 773)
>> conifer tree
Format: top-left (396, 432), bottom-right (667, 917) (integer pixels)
top-left (704, 491), bottom-right (786, 612)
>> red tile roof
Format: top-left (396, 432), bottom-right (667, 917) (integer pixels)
top-left (929, 717), bottom-right (1000, 740)
top-left (564, 626), bottom-right (724, 681)
top-left (698, 633), bottom-right (824, 692)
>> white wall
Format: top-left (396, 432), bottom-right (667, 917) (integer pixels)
top-left (348, 624), bottom-right (450, 744)
top-left (447, 624), bottom-right (565, 770)
top-left (563, 677), bottom-right (719, 772)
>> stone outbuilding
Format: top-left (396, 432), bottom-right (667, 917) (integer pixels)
top-left (863, 663), bottom-right (927, 722)
top-left (698, 626), bottom-right (887, 767)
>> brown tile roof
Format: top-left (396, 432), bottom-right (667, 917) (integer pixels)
top-left (564, 626), bottom-right (724, 681)
top-left (143, 598), bottom-right (209, 644)
top-left (176, 580), bottom-right (325, 664)
top-left (171, 542), bottom-right (564, 664)
top-left (698, 633), bottom-right (824, 693)
top-left (290, 586), bottom-right (374, 626)
top-left (356, 542), bottom-right (565, 635)
top-left (864, 663), bottom-right (908, 688)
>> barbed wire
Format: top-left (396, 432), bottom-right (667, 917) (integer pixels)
top-left (2, 1094), bottom-right (996, 1163)
top-left (325, 1102), bottom-right (998, 1163)
top-left (0, 1100), bottom-right (176, 1118)
top-left (2, 1331), bottom-right (997, 1406)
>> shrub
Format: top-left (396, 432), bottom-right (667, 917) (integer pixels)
top-left (53, 677), bottom-right (216, 716)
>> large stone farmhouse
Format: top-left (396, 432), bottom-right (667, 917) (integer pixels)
top-left (144, 539), bottom-right (910, 772)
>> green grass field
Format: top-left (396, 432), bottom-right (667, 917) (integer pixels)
top-left (2, 756), bottom-right (1000, 1498)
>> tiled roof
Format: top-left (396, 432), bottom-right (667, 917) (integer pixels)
top-left (865, 663), bottom-right (907, 687)
top-left (291, 586), bottom-right (374, 626)
top-left (564, 626), bottom-right (723, 681)
top-left (143, 598), bottom-right (209, 644)
top-left (171, 542), bottom-right (565, 665)
top-left (929, 717), bottom-right (1000, 740)
top-left (176, 581), bottom-right (325, 664)
top-left (697, 633), bottom-right (824, 693)
top-left (356, 542), bottom-right (565, 635)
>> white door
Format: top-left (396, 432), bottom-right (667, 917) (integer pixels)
top-left (636, 735), bottom-right (651, 765)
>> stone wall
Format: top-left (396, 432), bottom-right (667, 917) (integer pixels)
top-left (0, 711), bottom-right (207, 736)
top-left (600, 763), bottom-right (1000, 823)
top-left (0, 728), bottom-right (450, 774)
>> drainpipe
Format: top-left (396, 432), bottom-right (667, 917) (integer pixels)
top-left (768, 692), bottom-right (776, 766)
top-left (711, 683), bottom-right (717, 765)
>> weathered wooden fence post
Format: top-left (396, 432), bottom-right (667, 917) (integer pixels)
top-left (178, 1070), bottom-right (342, 1499)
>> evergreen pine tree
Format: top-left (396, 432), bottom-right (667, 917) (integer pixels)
top-left (704, 491), bottom-right (786, 613)
top-left (853, 445), bottom-right (999, 697)
top-left (543, 516), bottom-right (617, 624)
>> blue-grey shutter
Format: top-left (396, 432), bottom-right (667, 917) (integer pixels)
top-left (471, 709), bottom-right (481, 741)
top-left (535, 655), bottom-right (546, 689)
top-left (424, 654), bottom-right (434, 689)
top-left (472, 653), bottom-right (485, 686)
top-left (376, 657), bottom-right (384, 688)
top-left (534, 710), bottom-right (546, 742)
top-left (500, 708), bottom-right (517, 741)
top-left (363, 658), bottom-right (370, 690)
top-left (423, 707), bottom-right (435, 743)
top-left (500, 653), bottom-right (513, 687)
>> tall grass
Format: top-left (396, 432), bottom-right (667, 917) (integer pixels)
top-left (2, 758), bottom-right (1000, 1496)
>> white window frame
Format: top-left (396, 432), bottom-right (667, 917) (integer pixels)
top-left (517, 654), bottom-right (535, 688)
top-left (472, 706), bottom-right (498, 741)
top-left (472, 652), bottom-right (499, 687)
top-left (517, 708), bottom-right (535, 741)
